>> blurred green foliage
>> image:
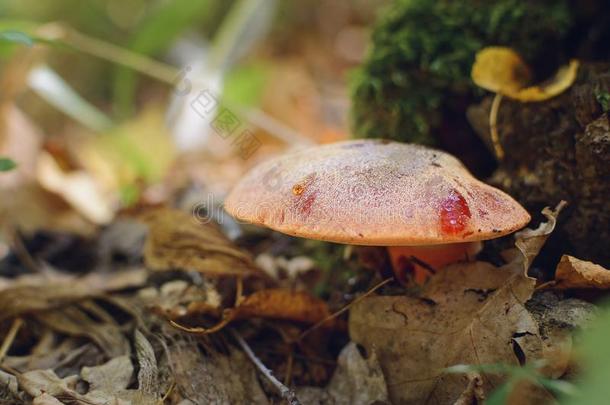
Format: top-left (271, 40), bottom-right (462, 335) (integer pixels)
top-left (112, 0), bottom-right (226, 116)
top-left (561, 303), bottom-right (610, 404)
top-left (0, 157), bottom-right (17, 172)
top-left (223, 61), bottom-right (268, 107)
top-left (350, 0), bottom-right (572, 144)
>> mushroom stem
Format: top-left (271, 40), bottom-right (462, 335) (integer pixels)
top-left (387, 242), bottom-right (482, 284)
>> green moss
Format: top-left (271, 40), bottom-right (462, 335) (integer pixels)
top-left (595, 90), bottom-right (610, 113)
top-left (350, 0), bottom-right (572, 144)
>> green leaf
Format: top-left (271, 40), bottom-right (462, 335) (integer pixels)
top-left (0, 157), bottom-right (17, 172)
top-left (0, 30), bottom-right (34, 46)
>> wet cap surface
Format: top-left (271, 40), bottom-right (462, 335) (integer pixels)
top-left (225, 140), bottom-right (531, 246)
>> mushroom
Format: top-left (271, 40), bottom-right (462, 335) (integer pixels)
top-left (224, 140), bottom-right (530, 283)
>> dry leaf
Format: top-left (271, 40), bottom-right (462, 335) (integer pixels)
top-left (34, 304), bottom-right (130, 358)
top-left (139, 207), bottom-right (261, 277)
top-left (81, 356), bottom-right (133, 392)
top-left (515, 201), bottom-right (565, 270)
top-left (297, 342), bottom-right (390, 405)
top-left (349, 206), bottom-right (563, 404)
top-left (80, 347), bottom-right (159, 405)
top-left (168, 338), bottom-right (269, 404)
top-left (349, 261), bottom-right (540, 404)
top-left (32, 393), bottom-right (64, 405)
top-left (134, 330), bottom-right (158, 396)
top-left (0, 268), bottom-right (147, 322)
top-left (17, 370), bottom-right (79, 400)
top-left (36, 151), bottom-right (114, 224)
top-left (554, 255), bottom-right (610, 289)
top-left (471, 47), bottom-right (579, 102)
top-left (235, 288), bottom-right (331, 325)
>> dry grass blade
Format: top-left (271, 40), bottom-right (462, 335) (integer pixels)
top-left (0, 318), bottom-right (23, 363)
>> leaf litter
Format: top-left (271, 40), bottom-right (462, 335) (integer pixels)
top-left (0, 198), bottom-right (602, 405)
top-left (348, 203), bottom-right (577, 404)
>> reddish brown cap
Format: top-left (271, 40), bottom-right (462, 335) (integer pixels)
top-left (224, 140), bottom-right (530, 246)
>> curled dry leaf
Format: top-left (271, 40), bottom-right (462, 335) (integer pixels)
top-left (471, 46), bottom-right (579, 102)
top-left (515, 201), bottom-right (566, 271)
top-left (349, 205), bottom-right (564, 404)
top-left (554, 255), bottom-right (610, 289)
top-left (138, 207), bottom-right (262, 277)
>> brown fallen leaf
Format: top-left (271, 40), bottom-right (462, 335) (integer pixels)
top-left (350, 261), bottom-right (540, 404)
top-left (235, 288), bottom-right (331, 324)
top-left (554, 255), bottom-right (610, 289)
top-left (169, 288), bottom-right (333, 336)
top-left (138, 207), bottom-right (262, 277)
top-left (349, 205), bottom-right (563, 404)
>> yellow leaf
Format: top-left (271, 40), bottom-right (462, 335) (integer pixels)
top-left (471, 47), bottom-right (532, 95)
top-left (471, 46), bottom-right (579, 102)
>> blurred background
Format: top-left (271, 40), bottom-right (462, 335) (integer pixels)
top-left (0, 0), bottom-right (388, 234)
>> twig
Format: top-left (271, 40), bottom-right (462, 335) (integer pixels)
top-left (489, 93), bottom-right (504, 160)
top-left (231, 329), bottom-right (301, 405)
top-left (0, 318), bottom-right (23, 363)
top-left (298, 277), bottom-right (393, 341)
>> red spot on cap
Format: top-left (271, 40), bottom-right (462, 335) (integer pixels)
top-left (439, 189), bottom-right (472, 235)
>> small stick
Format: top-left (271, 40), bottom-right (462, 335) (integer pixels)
top-left (0, 318), bottom-right (23, 363)
top-left (231, 329), bottom-right (301, 405)
top-left (298, 277), bottom-right (393, 341)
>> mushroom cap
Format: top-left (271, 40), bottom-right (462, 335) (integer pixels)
top-left (224, 140), bottom-right (530, 246)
